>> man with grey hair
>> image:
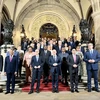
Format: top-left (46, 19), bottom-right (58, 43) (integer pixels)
top-left (49, 49), bottom-right (61, 93)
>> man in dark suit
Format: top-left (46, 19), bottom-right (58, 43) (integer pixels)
top-left (67, 49), bottom-right (81, 93)
top-left (28, 49), bottom-right (44, 94)
top-left (84, 43), bottom-right (100, 92)
top-left (4, 48), bottom-right (18, 94)
top-left (68, 38), bottom-right (76, 50)
top-left (59, 47), bottom-right (69, 86)
top-left (40, 46), bottom-right (51, 85)
top-left (0, 53), bottom-right (3, 74)
top-left (49, 49), bottom-right (61, 93)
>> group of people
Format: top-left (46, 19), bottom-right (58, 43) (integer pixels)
top-left (0, 36), bottom-right (100, 94)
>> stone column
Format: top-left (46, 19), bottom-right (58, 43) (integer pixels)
top-left (89, 0), bottom-right (100, 81)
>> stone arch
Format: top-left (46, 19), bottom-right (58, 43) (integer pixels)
top-left (86, 6), bottom-right (94, 34)
top-left (2, 4), bottom-right (11, 22)
top-left (15, 0), bottom-right (80, 28)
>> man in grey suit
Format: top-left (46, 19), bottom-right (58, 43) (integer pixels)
top-left (0, 52), bottom-right (3, 74)
top-left (59, 47), bottom-right (69, 86)
top-left (68, 49), bottom-right (81, 93)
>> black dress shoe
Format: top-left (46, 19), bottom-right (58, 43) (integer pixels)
top-left (75, 90), bottom-right (79, 93)
top-left (71, 90), bottom-right (74, 93)
top-left (28, 90), bottom-right (33, 94)
top-left (95, 89), bottom-right (100, 92)
top-left (56, 89), bottom-right (59, 93)
top-left (88, 90), bottom-right (91, 92)
top-left (36, 90), bottom-right (40, 93)
top-left (52, 88), bottom-right (55, 93)
top-left (11, 92), bottom-right (14, 94)
top-left (5, 92), bottom-right (10, 94)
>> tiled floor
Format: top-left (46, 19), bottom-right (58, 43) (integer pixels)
top-left (0, 91), bottom-right (100, 100)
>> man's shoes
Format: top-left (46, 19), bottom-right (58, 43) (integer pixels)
top-left (11, 92), bottom-right (14, 94)
top-left (71, 90), bottom-right (74, 93)
top-left (28, 90), bottom-right (33, 94)
top-left (5, 92), bottom-right (10, 94)
top-left (36, 89), bottom-right (40, 93)
top-left (88, 90), bottom-right (91, 92)
top-left (56, 89), bottom-right (59, 93)
top-left (75, 90), bottom-right (79, 93)
top-left (52, 88), bottom-right (55, 93)
top-left (95, 89), bottom-right (100, 92)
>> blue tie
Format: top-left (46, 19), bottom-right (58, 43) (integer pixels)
top-left (36, 56), bottom-right (39, 62)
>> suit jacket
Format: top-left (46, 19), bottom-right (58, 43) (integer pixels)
top-left (4, 55), bottom-right (18, 73)
top-left (84, 50), bottom-right (100, 70)
top-left (40, 50), bottom-right (51, 64)
top-left (49, 55), bottom-right (61, 73)
top-left (67, 54), bottom-right (81, 74)
top-left (58, 52), bottom-right (69, 60)
top-left (68, 42), bottom-right (76, 49)
top-left (0, 55), bottom-right (3, 72)
top-left (30, 56), bottom-right (44, 71)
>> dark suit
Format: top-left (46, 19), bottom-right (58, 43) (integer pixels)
top-left (49, 55), bottom-right (61, 89)
top-left (4, 55), bottom-right (18, 92)
top-left (30, 56), bottom-right (44, 91)
top-left (0, 55), bottom-right (3, 72)
top-left (59, 53), bottom-right (69, 85)
top-left (84, 50), bottom-right (100, 90)
top-left (68, 42), bottom-right (76, 49)
top-left (40, 50), bottom-right (51, 83)
top-left (67, 54), bottom-right (80, 91)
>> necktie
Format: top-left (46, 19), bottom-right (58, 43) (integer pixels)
top-left (90, 50), bottom-right (93, 55)
top-left (10, 56), bottom-right (12, 62)
top-left (45, 50), bottom-right (47, 55)
top-left (73, 55), bottom-right (76, 63)
top-left (55, 56), bottom-right (57, 61)
top-left (36, 56), bottom-right (39, 62)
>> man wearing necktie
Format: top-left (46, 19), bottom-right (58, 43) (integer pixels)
top-left (49, 49), bottom-right (61, 93)
top-left (29, 49), bottom-right (44, 94)
top-left (84, 43), bottom-right (100, 92)
top-left (4, 48), bottom-right (18, 94)
top-left (58, 47), bottom-right (69, 86)
top-left (40, 46), bottom-right (51, 85)
top-left (67, 49), bottom-right (81, 93)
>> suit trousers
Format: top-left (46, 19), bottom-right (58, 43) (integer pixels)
top-left (31, 69), bottom-right (42, 90)
top-left (87, 69), bottom-right (98, 90)
top-left (70, 69), bottom-right (78, 90)
top-left (6, 73), bottom-right (15, 92)
top-left (51, 70), bottom-right (59, 89)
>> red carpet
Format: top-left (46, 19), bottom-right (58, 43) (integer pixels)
top-left (22, 81), bottom-right (70, 92)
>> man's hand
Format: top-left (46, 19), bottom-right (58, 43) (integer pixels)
top-left (38, 66), bottom-right (41, 68)
top-left (73, 64), bottom-right (77, 68)
top-left (4, 72), bottom-right (6, 76)
top-left (91, 59), bottom-right (95, 63)
top-left (53, 63), bottom-right (58, 66)
top-left (88, 59), bottom-right (95, 63)
top-left (15, 72), bottom-right (17, 76)
top-left (34, 66), bottom-right (37, 69)
top-left (88, 59), bottom-right (92, 63)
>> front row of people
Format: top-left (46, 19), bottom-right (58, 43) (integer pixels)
top-left (3, 43), bottom-right (100, 94)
